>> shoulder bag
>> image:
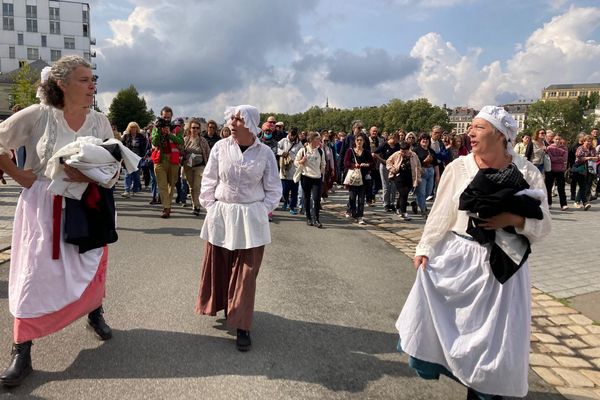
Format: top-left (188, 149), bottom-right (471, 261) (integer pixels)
top-left (343, 150), bottom-right (363, 186)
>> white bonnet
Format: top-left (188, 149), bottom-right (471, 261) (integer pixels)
top-left (224, 105), bottom-right (261, 136)
top-left (475, 105), bottom-right (518, 143)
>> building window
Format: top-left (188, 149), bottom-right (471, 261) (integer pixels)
top-left (8, 46), bottom-right (15, 59)
top-left (3, 15), bottom-right (13, 30)
top-left (50, 21), bottom-right (60, 34)
top-left (83, 23), bottom-right (88, 37)
top-left (64, 37), bottom-right (75, 49)
top-left (83, 51), bottom-right (90, 61)
top-left (17, 33), bottom-right (23, 45)
top-left (3, 2), bottom-right (13, 15)
top-left (26, 19), bottom-right (37, 32)
top-left (27, 48), bottom-right (39, 60)
top-left (26, 5), bottom-right (37, 18)
top-left (50, 49), bottom-right (61, 61)
top-left (41, 35), bottom-right (46, 47)
top-left (49, 6), bottom-right (59, 20)
top-left (82, 9), bottom-right (89, 23)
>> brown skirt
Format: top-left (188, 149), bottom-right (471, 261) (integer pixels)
top-left (195, 242), bottom-right (264, 331)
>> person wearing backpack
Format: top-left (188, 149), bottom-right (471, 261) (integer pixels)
top-left (295, 132), bottom-right (326, 228)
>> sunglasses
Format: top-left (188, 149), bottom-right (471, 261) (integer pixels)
top-left (191, 126), bottom-right (200, 130)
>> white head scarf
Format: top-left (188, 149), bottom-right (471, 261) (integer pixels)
top-left (474, 105), bottom-right (518, 143)
top-left (36, 66), bottom-right (52, 105)
top-left (224, 105), bottom-right (261, 136)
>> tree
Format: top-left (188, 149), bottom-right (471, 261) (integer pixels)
top-left (107, 85), bottom-right (154, 132)
top-left (10, 62), bottom-right (39, 108)
top-left (524, 99), bottom-right (593, 142)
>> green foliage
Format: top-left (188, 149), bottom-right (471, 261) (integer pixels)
top-left (260, 98), bottom-right (451, 133)
top-left (9, 62), bottom-right (39, 108)
top-left (107, 85), bottom-right (154, 132)
top-left (523, 98), bottom-right (595, 142)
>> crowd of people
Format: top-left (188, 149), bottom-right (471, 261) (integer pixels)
top-left (111, 110), bottom-right (600, 225)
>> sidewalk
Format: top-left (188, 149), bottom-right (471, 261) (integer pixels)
top-left (321, 187), bottom-right (600, 400)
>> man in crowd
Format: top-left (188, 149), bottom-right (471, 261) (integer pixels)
top-left (204, 120), bottom-right (221, 150)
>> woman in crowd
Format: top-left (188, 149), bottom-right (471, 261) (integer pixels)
top-left (513, 134), bottom-right (530, 157)
top-left (0, 56), bottom-right (115, 386)
top-left (220, 126), bottom-right (231, 139)
top-left (344, 133), bottom-right (374, 225)
top-left (295, 132), bottom-right (326, 228)
top-left (374, 132), bottom-right (401, 212)
top-left (386, 141), bottom-right (421, 221)
top-left (525, 129), bottom-right (546, 172)
top-left (545, 135), bottom-right (568, 210)
top-left (277, 127), bottom-right (303, 214)
top-left (183, 118), bottom-right (210, 216)
top-left (204, 120), bottom-right (221, 149)
top-left (413, 133), bottom-right (439, 216)
top-left (120, 121), bottom-right (147, 198)
top-left (196, 105), bottom-right (281, 352)
top-left (320, 131), bottom-right (336, 200)
top-left (152, 117), bottom-right (183, 218)
top-left (396, 106), bottom-right (551, 400)
top-left (572, 134), bottom-right (597, 210)
top-left (405, 132), bottom-right (417, 150)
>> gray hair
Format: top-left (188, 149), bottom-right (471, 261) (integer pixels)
top-left (39, 55), bottom-right (92, 108)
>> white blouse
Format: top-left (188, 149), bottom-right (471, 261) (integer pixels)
top-left (0, 104), bottom-right (113, 176)
top-left (199, 136), bottom-right (282, 250)
top-left (415, 153), bottom-right (551, 258)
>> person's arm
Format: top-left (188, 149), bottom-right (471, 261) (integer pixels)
top-left (414, 159), bottom-right (460, 261)
top-left (200, 137), bottom-right (210, 163)
top-left (263, 150), bottom-right (284, 212)
top-left (169, 130), bottom-right (184, 145)
top-left (386, 152), bottom-right (399, 175)
top-left (0, 154), bottom-right (36, 188)
top-left (294, 147), bottom-right (305, 168)
top-left (199, 144), bottom-right (220, 209)
top-left (151, 128), bottom-right (161, 146)
top-left (344, 149), bottom-right (355, 170)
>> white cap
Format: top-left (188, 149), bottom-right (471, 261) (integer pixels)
top-left (224, 105), bottom-right (261, 136)
top-left (475, 105), bottom-right (518, 143)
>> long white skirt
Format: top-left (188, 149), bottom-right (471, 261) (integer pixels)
top-left (396, 233), bottom-right (531, 397)
top-left (9, 180), bottom-right (103, 318)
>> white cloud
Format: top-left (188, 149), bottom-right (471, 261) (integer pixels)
top-left (407, 6), bottom-right (600, 108)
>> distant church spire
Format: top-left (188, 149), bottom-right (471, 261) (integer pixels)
top-left (325, 97), bottom-right (329, 108)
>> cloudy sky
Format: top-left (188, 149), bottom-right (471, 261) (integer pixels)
top-left (91, 0), bottom-right (600, 120)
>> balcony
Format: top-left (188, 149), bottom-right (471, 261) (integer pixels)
top-left (91, 63), bottom-right (97, 70)
top-left (90, 50), bottom-right (96, 57)
top-left (90, 37), bottom-right (96, 45)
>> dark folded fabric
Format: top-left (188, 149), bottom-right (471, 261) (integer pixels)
top-left (458, 164), bottom-right (543, 284)
top-left (64, 184), bottom-right (118, 253)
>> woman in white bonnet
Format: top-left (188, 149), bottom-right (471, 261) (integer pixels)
top-left (395, 106), bottom-right (551, 399)
top-left (195, 105), bottom-right (281, 352)
top-left (0, 56), bottom-right (115, 386)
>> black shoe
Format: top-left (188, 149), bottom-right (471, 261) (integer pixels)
top-left (411, 201), bottom-right (418, 214)
top-left (0, 341), bottom-right (32, 387)
top-left (236, 329), bottom-right (251, 352)
top-left (314, 220), bottom-right (323, 228)
top-left (306, 219), bottom-right (313, 226)
top-left (193, 207), bottom-right (200, 216)
top-left (87, 306), bottom-right (113, 341)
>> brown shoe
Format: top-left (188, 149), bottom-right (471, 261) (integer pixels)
top-left (161, 208), bottom-right (170, 218)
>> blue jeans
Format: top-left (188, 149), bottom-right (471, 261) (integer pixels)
top-left (176, 169), bottom-right (189, 203)
top-left (416, 167), bottom-right (434, 212)
top-left (148, 163), bottom-right (158, 199)
top-left (15, 147), bottom-right (26, 169)
top-left (282, 179), bottom-right (299, 210)
top-left (348, 185), bottom-right (366, 218)
top-left (124, 170), bottom-right (142, 193)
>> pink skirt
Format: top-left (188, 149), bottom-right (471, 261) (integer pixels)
top-left (13, 247), bottom-right (108, 343)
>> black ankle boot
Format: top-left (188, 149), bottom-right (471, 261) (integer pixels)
top-left (236, 329), bottom-right (251, 352)
top-left (87, 306), bottom-right (112, 340)
top-left (0, 341), bottom-right (33, 387)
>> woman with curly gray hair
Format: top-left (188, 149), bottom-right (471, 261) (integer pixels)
top-left (0, 56), bottom-right (115, 386)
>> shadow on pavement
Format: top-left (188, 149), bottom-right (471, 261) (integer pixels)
top-left (117, 226), bottom-right (199, 236)
top-left (0, 279), bottom-right (6, 299)
top-left (2, 312), bottom-right (414, 395)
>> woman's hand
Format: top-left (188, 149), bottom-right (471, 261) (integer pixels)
top-left (414, 255), bottom-right (428, 270)
top-left (63, 165), bottom-right (94, 183)
top-left (298, 156), bottom-right (307, 165)
top-left (14, 169), bottom-right (37, 189)
top-left (478, 212), bottom-right (525, 230)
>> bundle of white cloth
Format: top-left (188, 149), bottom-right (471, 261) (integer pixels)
top-left (45, 136), bottom-right (141, 200)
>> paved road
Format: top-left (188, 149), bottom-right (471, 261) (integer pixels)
top-left (0, 187), bottom-right (562, 399)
